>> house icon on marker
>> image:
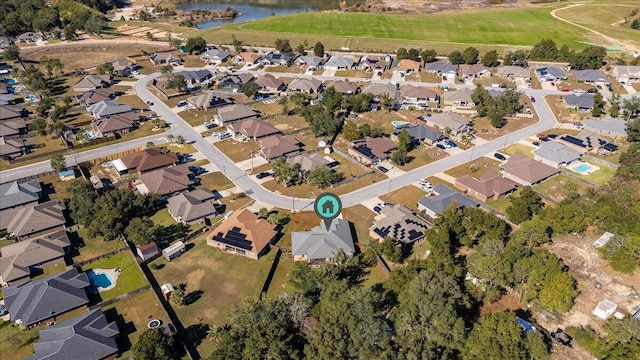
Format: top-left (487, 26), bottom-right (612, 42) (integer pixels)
top-left (321, 200), bottom-right (334, 214)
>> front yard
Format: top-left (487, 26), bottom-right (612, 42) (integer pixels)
top-left (213, 138), bottom-right (260, 162)
top-left (379, 185), bottom-right (428, 210)
top-left (500, 143), bottom-right (536, 158)
top-left (444, 157), bottom-right (502, 179)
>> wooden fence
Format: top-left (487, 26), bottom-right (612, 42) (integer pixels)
top-left (583, 154), bottom-right (619, 170)
top-left (88, 285), bottom-right (151, 310)
top-left (70, 246), bottom-right (129, 268)
top-left (560, 169), bottom-right (599, 190)
top-left (70, 136), bottom-right (116, 150)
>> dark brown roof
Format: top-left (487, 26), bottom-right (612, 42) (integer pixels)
top-left (79, 88), bottom-right (115, 105)
top-left (207, 209), bottom-right (277, 255)
top-left (121, 148), bottom-right (178, 173)
top-left (501, 153), bottom-right (560, 185)
top-left (138, 164), bottom-right (193, 195)
top-left (455, 171), bottom-right (517, 198)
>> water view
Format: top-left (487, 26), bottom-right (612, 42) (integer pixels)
top-left (177, 0), bottom-right (324, 29)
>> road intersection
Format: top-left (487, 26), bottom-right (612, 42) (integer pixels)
top-left (0, 68), bottom-right (591, 210)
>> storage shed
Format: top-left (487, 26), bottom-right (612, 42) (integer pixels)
top-left (162, 241), bottom-right (185, 261)
top-left (136, 242), bottom-right (159, 261)
top-left (592, 299), bottom-right (617, 320)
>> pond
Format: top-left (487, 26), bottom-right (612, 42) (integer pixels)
top-left (177, 0), bottom-right (338, 29)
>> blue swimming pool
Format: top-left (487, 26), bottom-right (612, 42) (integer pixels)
top-left (25, 95), bottom-right (36, 101)
top-left (391, 121), bottom-right (409, 128)
top-left (7, 78), bottom-right (17, 85)
top-left (568, 161), bottom-right (600, 176)
top-left (87, 270), bottom-right (113, 292)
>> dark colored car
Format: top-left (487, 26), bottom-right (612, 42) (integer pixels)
top-left (256, 172), bottom-right (272, 179)
top-left (530, 96), bottom-right (535, 102)
top-left (146, 100), bottom-right (154, 106)
top-left (436, 144), bottom-right (446, 150)
top-left (532, 141), bottom-right (540, 147)
top-left (373, 206), bottom-right (383, 214)
top-left (378, 166), bottom-right (389, 173)
top-left (493, 153), bottom-right (507, 161)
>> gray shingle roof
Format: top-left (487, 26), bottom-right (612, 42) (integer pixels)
top-left (0, 179), bottom-right (41, 210)
top-left (418, 184), bottom-right (480, 215)
top-left (563, 93), bottom-right (594, 109)
top-left (87, 100), bottom-right (131, 118)
top-left (534, 141), bottom-right (581, 165)
top-left (27, 308), bottom-right (119, 360)
top-left (583, 117), bottom-right (627, 137)
top-left (215, 104), bottom-right (259, 123)
top-left (324, 56), bottom-right (355, 69)
top-left (0, 200), bottom-right (66, 238)
top-left (424, 62), bottom-right (457, 74)
top-left (292, 219), bottom-right (356, 260)
top-left (175, 69), bottom-right (212, 83)
top-left (167, 188), bottom-right (219, 223)
top-left (4, 268), bottom-right (89, 327)
top-left (395, 124), bottom-right (442, 143)
top-left (573, 70), bottom-right (609, 83)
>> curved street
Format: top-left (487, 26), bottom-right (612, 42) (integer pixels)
top-left (2, 69), bottom-right (564, 210)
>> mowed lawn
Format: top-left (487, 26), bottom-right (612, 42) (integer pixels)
top-left (82, 251), bottom-right (149, 302)
top-left (236, 7), bottom-right (589, 47)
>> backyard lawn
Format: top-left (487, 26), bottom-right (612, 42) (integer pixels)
top-left (533, 175), bottom-right (590, 203)
top-left (82, 251), bottom-right (148, 302)
top-left (265, 114), bottom-right (308, 134)
top-left (147, 235), bottom-right (283, 356)
top-left (0, 320), bottom-right (39, 360)
top-left (150, 208), bottom-right (176, 227)
top-left (277, 211), bottom-right (320, 248)
top-left (561, 163), bottom-right (616, 186)
top-left (70, 228), bottom-right (128, 263)
top-left (102, 289), bottom-right (170, 358)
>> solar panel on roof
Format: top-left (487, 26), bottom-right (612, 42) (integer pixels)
top-left (353, 145), bottom-right (377, 159)
top-left (213, 227), bottom-right (253, 250)
top-left (604, 143), bottom-right (618, 151)
top-left (561, 135), bottom-right (586, 148)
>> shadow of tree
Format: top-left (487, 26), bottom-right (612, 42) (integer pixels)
top-left (184, 290), bottom-right (203, 306)
top-left (153, 224), bottom-right (190, 248)
top-left (184, 323), bottom-right (210, 349)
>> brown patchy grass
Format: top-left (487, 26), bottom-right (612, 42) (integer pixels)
top-left (379, 185), bottom-right (428, 210)
top-left (197, 172), bottom-right (234, 192)
top-left (214, 139), bottom-right (260, 162)
top-left (277, 211), bottom-right (320, 247)
top-left (265, 65), bottom-right (305, 74)
top-left (180, 108), bottom-right (217, 127)
top-left (444, 157), bottom-right (502, 179)
top-left (500, 143), bottom-right (536, 158)
top-left (342, 204), bottom-right (377, 245)
top-left (253, 101), bottom-right (286, 117)
top-left (334, 69), bottom-right (372, 79)
top-left (396, 145), bottom-right (449, 171)
top-left (474, 114), bottom-right (538, 141)
top-left (533, 175), bottom-right (590, 203)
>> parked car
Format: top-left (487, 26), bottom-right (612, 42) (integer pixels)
top-left (587, 88), bottom-right (598, 94)
top-left (532, 141), bottom-right (540, 147)
top-left (177, 100), bottom-right (188, 107)
top-left (493, 153), bottom-right (507, 161)
top-left (445, 140), bottom-right (457, 148)
top-left (378, 166), bottom-right (389, 173)
top-left (218, 132), bottom-right (231, 139)
top-left (436, 143), bottom-right (446, 150)
top-left (146, 100), bottom-right (154, 106)
top-left (530, 96), bottom-right (535, 102)
top-left (256, 172), bottom-right (272, 179)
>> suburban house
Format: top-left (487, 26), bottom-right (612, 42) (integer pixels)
top-left (500, 153), bottom-right (560, 186)
top-left (292, 219), bottom-right (356, 263)
top-left (137, 164), bottom-right (193, 196)
top-left (399, 85), bottom-right (438, 109)
top-left (3, 268), bottom-right (89, 329)
top-left (150, 52), bottom-right (182, 66)
top-left (497, 66), bottom-right (531, 81)
top-left (227, 118), bottom-right (280, 141)
top-left (563, 93), bottom-right (594, 111)
top-left (233, 52), bottom-right (262, 65)
top-left (73, 75), bottom-right (111, 92)
top-left (187, 91), bottom-right (233, 110)
top-left (111, 59), bottom-right (135, 77)
top-left (0, 118), bottom-right (27, 138)
top-left (533, 141), bottom-right (581, 167)
top-left (535, 66), bottom-right (568, 82)
top-left (294, 55), bottom-right (323, 69)
top-left (163, 241), bottom-right (186, 261)
top-left (214, 104), bottom-right (259, 125)
top-left (324, 56), bottom-right (356, 70)
top-left (391, 123), bottom-right (443, 145)
top-left (167, 188), bottom-right (219, 225)
top-left (254, 74), bottom-right (287, 94)
top-left (200, 49), bottom-right (230, 64)
top-left (369, 204), bottom-right (430, 245)
top-left (0, 229), bottom-right (70, 286)
top-left (0, 92), bottom-right (16, 106)
top-left (216, 73), bottom-right (254, 91)
top-left (287, 78), bottom-right (323, 94)
top-left (348, 136), bottom-right (397, 165)
top-left (91, 112), bottom-right (139, 138)
top-left (259, 134), bottom-right (302, 161)
top-left (455, 171), bottom-right (518, 202)
top-left (16, 32), bottom-right (44, 43)
top-left (460, 64), bottom-right (491, 79)
top-left (417, 184), bottom-right (481, 219)
top-left (260, 52), bottom-right (296, 66)
top-left (557, 130), bottom-right (608, 153)
top-left (424, 112), bottom-right (471, 136)
top-left (442, 89), bottom-right (475, 109)
top-left (583, 117), bottom-right (627, 138)
top-left (136, 242), bottom-right (159, 261)
top-left (0, 179), bottom-right (41, 210)
top-left (0, 137), bottom-right (32, 159)
top-left (573, 69), bottom-right (610, 84)
top-left (120, 148), bottom-right (179, 174)
top-left (0, 104), bottom-right (27, 121)
top-left (79, 88), bottom-right (115, 106)
top-left (325, 80), bottom-right (359, 96)
top-left (206, 209), bottom-right (277, 259)
top-left (26, 308), bottom-right (119, 360)
top-left (424, 62), bottom-right (458, 78)
top-left (87, 100), bottom-right (131, 119)
top-left (358, 55), bottom-right (389, 72)
top-left (286, 152), bottom-right (331, 179)
top-left (361, 83), bottom-right (398, 100)
top-left (613, 65), bottom-right (640, 84)
top-left (0, 200), bottom-right (66, 240)
top-left (397, 59), bottom-right (422, 73)
top-left (175, 69), bottom-right (213, 85)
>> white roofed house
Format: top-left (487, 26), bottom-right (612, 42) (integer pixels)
top-left (200, 49), bottom-right (230, 64)
top-left (399, 85), bottom-right (438, 110)
top-left (460, 64), bottom-right (491, 79)
top-left (583, 117), bottom-right (627, 138)
top-left (613, 65), bottom-right (640, 84)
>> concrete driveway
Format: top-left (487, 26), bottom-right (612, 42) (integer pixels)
top-left (236, 155), bottom-right (268, 172)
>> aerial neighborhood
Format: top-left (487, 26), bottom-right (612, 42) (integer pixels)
top-left (1, 0), bottom-right (640, 359)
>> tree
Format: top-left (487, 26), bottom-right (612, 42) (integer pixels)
top-left (627, 118), bottom-right (640, 142)
top-left (4, 45), bottom-right (20, 61)
top-left (610, 94), bottom-right (620, 117)
top-left (241, 81), bottom-right (258, 98)
top-left (29, 116), bottom-right (47, 136)
top-left (538, 271), bottom-right (577, 313)
top-left (390, 148), bottom-right (408, 165)
top-left (346, 92), bottom-right (372, 113)
top-left (506, 186), bottom-right (543, 224)
top-left (592, 92), bottom-right (605, 117)
top-left (258, 207), bottom-right (269, 219)
top-left (133, 328), bottom-right (176, 360)
top-left (319, 87), bottom-right (344, 113)
top-left (296, 42), bottom-right (305, 55)
top-left (380, 93), bottom-right (396, 112)
top-left (231, 34), bottom-right (243, 52)
top-left (488, 107), bottom-right (506, 128)
top-left (169, 36), bottom-right (182, 50)
top-left (50, 153), bottom-right (67, 173)
top-left (482, 50), bottom-right (500, 67)
top-left (176, 135), bottom-right (184, 144)
top-left (529, 39), bottom-right (558, 61)
top-left (463, 311), bottom-right (536, 360)
top-left (63, 26), bottom-right (77, 41)
top-left (67, 179), bottom-right (98, 226)
top-left (272, 157), bottom-right (299, 184)
top-left (145, 31), bottom-right (155, 41)
top-left (308, 166), bottom-right (342, 188)
top-left (185, 36), bottom-right (207, 54)
top-left (274, 38), bottom-right (292, 53)
top-left (512, 218), bottom-right (553, 249)
top-left (448, 50), bottom-right (465, 65)
top-left (170, 287), bottom-right (186, 306)
top-left (96, 62), bottom-right (114, 75)
top-left (146, 141), bottom-right (155, 149)
top-left (632, 19), bottom-right (640, 30)
top-left (341, 120), bottom-right (361, 141)
top-left (420, 49), bottom-right (437, 63)
top-left (471, 84), bottom-right (494, 117)
top-left (124, 217), bottom-right (155, 246)
top-left (167, 134), bottom-right (174, 143)
top-left (84, 15), bottom-right (106, 36)
top-left (165, 74), bottom-right (186, 91)
top-left (463, 46), bottom-right (480, 64)
top-left (313, 41), bottom-right (324, 57)
top-left (160, 64), bottom-right (173, 74)
top-left (622, 95), bottom-right (640, 120)
top-left (397, 129), bottom-right (411, 152)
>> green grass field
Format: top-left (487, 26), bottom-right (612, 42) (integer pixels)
top-left (228, 7), bottom-right (588, 48)
top-left (82, 252), bottom-right (149, 301)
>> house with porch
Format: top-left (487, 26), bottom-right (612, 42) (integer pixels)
top-left (216, 73), bottom-right (255, 91)
top-left (254, 74), bottom-right (287, 94)
top-left (324, 56), bottom-right (356, 70)
top-left (399, 85), bottom-right (438, 109)
top-left (167, 188), bottom-right (219, 225)
top-left (424, 62), bottom-right (458, 79)
top-left (535, 66), bottom-right (568, 82)
top-left (424, 112), bottom-right (471, 136)
top-left (573, 69), bottom-right (610, 85)
top-left (442, 89), bottom-right (475, 109)
top-left (91, 112), bottom-right (139, 138)
top-left (563, 93), bottom-right (595, 112)
top-left (206, 209), bottom-right (277, 259)
top-left (613, 65), bottom-right (640, 84)
top-left (87, 100), bottom-right (131, 119)
top-left (120, 148), bottom-right (178, 174)
top-left (150, 52), bottom-right (182, 66)
top-left (294, 55), bottom-right (324, 69)
top-left (460, 64), bottom-right (491, 79)
top-left (292, 219), bottom-right (356, 263)
top-left (227, 118), bottom-right (280, 141)
top-left (259, 134), bottom-right (302, 161)
top-left (79, 88), bottom-right (115, 106)
top-left (583, 117), bottom-right (627, 138)
top-left (200, 49), bottom-right (230, 64)
top-left (455, 171), bottom-right (518, 202)
top-left (500, 153), bottom-right (560, 186)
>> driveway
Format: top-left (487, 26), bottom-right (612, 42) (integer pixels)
top-left (236, 155), bottom-right (268, 172)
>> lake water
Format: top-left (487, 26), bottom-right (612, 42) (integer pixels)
top-left (177, 0), bottom-right (322, 29)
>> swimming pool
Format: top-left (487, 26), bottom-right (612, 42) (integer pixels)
top-left (568, 161), bottom-right (600, 176)
top-left (25, 95), bottom-right (36, 101)
top-left (7, 78), bottom-right (17, 85)
top-left (391, 121), bottom-right (410, 128)
top-left (87, 269), bottom-right (115, 293)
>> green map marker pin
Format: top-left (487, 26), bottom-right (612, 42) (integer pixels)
top-left (314, 192), bottom-right (342, 230)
